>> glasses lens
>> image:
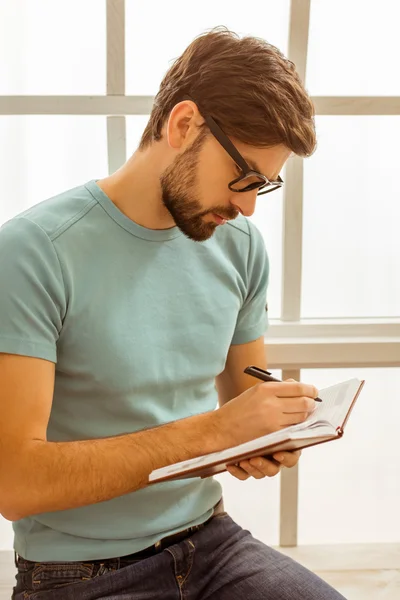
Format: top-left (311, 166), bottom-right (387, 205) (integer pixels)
top-left (231, 174), bottom-right (266, 192)
top-left (257, 184), bottom-right (282, 196)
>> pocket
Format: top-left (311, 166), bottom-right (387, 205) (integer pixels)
top-left (30, 562), bottom-right (93, 594)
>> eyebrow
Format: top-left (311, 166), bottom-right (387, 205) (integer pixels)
top-left (243, 157), bottom-right (263, 174)
top-left (243, 156), bottom-right (280, 181)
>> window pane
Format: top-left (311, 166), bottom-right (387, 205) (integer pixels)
top-left (302, 117), bottom-right (399, 319)
top-left (127, 117), bottom-right (283, 319)
top-left (307, 0), bottom-right (400, 95)
top-left (250, 188), bottom-right (283, 320)
top-left (126, 116), bottom-right (152, 155)
top-left (125, 0), bottom-right (290, 95)
top-left (0, 0), bottom-right (105, 94)
top-left (0, 117), bottom-right (108, 224)
top-left (298, 367), bottom-right (400, 544)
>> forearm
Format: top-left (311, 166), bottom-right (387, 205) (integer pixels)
top-left (2, 411), bottom-right (223, 520)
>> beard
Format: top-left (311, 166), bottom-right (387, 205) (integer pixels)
top-left (160, 130), bottom-right (236, 242)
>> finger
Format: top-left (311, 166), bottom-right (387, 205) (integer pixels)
top-left (281, 396), bottom-right (317, 414)
top-left (226, 464), bottom-right (250, 480)
top-left (267, 381), bottom-right (319, 399)
top-left (241, 458), bottom-right (281, 478)
top-left (272, 450), bottom-right (301, 468)
top-left (238, 460), bottom-right (266, 479)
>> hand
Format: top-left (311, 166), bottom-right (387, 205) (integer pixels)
top-left (226, 450), bottom-right (301, 481)
top-left (215, 380), bottom-right (319, 448)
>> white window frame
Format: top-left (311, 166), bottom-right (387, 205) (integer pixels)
top-left (1, 0), bottom-right (399, 546)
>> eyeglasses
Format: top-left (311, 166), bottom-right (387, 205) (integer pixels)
top-left (184, 97), bottom-right (284, 195)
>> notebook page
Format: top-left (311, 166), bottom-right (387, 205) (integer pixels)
top-left (311, 378), bottom-right (362, 429)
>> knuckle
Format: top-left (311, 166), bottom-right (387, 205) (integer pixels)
top-left (298, 383), bottom-right (315, 397)
top-left (272, 465), bottom-right (281, 476)
top-left (301, 397), bottom-right (310, 410)
top-left (302, 396), bottom-right (315, 410)
top-left (261, 381), bottom-right (278, 394)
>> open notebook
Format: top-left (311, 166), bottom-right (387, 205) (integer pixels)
top-left (149, 377), bottom-right (365, 484)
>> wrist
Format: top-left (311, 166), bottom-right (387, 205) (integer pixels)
top-left (136, 410), bottom-right (228, 476)
top-left (192, 410), bottom-right (227, 455)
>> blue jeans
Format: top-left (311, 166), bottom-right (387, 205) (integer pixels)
top-left (12, 512), bottom-right (346, 599)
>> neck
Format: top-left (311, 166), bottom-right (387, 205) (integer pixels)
top-left (97, 147), bottom-right (176, 231)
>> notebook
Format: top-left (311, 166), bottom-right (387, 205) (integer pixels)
top-left (149, 377), bottom-right (365, 483)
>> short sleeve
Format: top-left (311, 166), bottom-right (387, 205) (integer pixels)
top-left (231, 221), bottom-right (269, 345)
top-left (0, 217), bottom-right (66, 362)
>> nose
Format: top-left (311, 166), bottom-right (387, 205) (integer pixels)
top-left (230, 190), bottom-right (258, 217)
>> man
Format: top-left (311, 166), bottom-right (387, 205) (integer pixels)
top-left (1, 28), bottom-right (345, 600)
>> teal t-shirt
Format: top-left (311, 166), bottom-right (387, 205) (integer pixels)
top-left (0, 180), bottom-right (269, 561)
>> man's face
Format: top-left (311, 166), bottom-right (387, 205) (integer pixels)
top-left (160, 129), bottom-right (290, 243)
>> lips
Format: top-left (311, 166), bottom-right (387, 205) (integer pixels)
top-left (213, 213), bottom-right (228, 225)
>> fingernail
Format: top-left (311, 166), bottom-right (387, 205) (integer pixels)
top-left (274, 454), bottom-right (284, 462)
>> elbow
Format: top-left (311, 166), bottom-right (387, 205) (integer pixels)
top-left (0, 452), bottom-right (34, 521)
top-left (0, 497), bottom-right (25, 521)
top-left (0, 493), bottom-right (30, 521)
top-left (1, 509), bottom-right (23, 522)
top-left (0, 480), bottom-right (28, 521)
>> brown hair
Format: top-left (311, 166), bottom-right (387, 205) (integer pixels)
top-left (139, 27), bottom-right (316, 156)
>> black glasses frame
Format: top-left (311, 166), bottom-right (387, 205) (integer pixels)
top-left (183, 96), bottom-right (284, 195)
top-left (204, 115), bottom-right (283, 195)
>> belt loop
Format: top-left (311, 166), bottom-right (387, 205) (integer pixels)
top-left (14, 551), bottom-right (19, 568)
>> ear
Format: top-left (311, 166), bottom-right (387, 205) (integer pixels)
top-left (166, 100), bottom-right (205, 150)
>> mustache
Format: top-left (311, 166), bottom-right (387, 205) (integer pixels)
top-left (207, 210), bottom-right (239, 221)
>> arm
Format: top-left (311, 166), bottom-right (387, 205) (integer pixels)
top-left (216, 338), bottom-right (301, 480)
top-left (0, 354), bottom-right (223, 521)
top-left (216, 335), bottom-right (267, 405)
top-left (218, 220), bottom-right (269, 405)
top-left (0, 350), bottom-right (316, 520)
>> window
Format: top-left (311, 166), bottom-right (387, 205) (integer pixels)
top-left (125, 0), bottom-right (290, 95)
top-left (0, 0), bottom-right (106, 95)
top-left (250, 187), bottom-right (284, 320)
top-left (302, 117), bottom-right (400, 318)
top-left (298, 368), bottom-right (400, 544)
top-left (307, 0), bottom-right (400, 96)
top-left (0, 116), bottom-right (108, 224)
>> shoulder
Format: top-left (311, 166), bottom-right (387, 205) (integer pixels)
top-left (6, 181), bottom-right (97, 243)
top-left (226, 215), bottom-right (264, 244)
top-left (225, 213), bottom-right (250, 237)
top-left (224, 215), bottom-right (266, 260)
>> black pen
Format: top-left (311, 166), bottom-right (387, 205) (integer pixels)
top-left (244, 365), bottom-right (322, 402)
